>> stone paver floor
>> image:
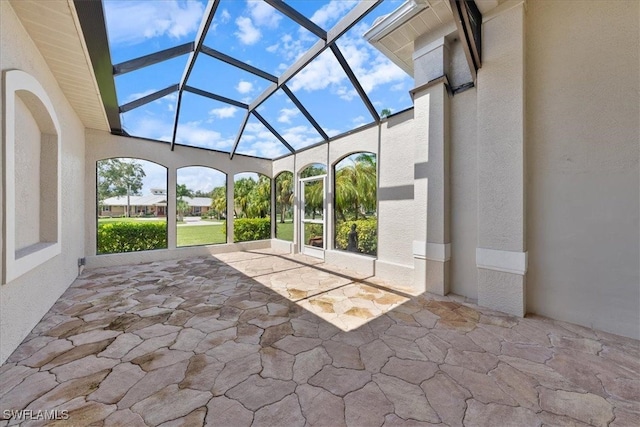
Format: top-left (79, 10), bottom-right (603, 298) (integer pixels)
top-left (1, 249), bottom-right (638, 426)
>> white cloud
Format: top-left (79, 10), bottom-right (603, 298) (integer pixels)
top-left (278, 33), bottom-right (308, 62)
top-left (240, 140), bottom-right (288, 159)
top-left (281, 125), bottom-right (323, 150)
top-left (140, 160), bottom-right (169, 194)
top-left (236, 80), bottom-right (254, 94)
top-left (289, 51), bottom-right (346, 92)
top-left (244, 122), bottom-right (264, 133)
top-left (240, 122), bottom-right (296, 157)
top-left (104, 0), bottom-right (204, 45)
top-left (209, 106), bottom-right (238, 119)
top-left (323, 127), bottom-right (342, 138)
top-left (177, 166), bottom-right (226, 192)
top-left (278, 108), bottom-right (300, 124)
top-left (220, 9), bottom-right (231, 23)
top-left (125, 117), bottom-right (232, 151)
top-left (248, 1), bottom-right (281, 28)
top-left (310, 1), bottom-right (357, 28)
top-left (235, 16), bottom-right (261, 45)
top-left (289, 24), bottom-right (410, 101)
top-left (125, 116), bottom-right (172, 143)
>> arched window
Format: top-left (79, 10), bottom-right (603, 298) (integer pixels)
top-left (274, 171), bottom-right (294, 242)
top-left (96, 158), bottom-right (167, 254)
top-left (334, 153), bottom-right (377, 256)
top-left (233, 172), bottom-right (271, 242)
top-left (177, 167), bottom-right (226, 247)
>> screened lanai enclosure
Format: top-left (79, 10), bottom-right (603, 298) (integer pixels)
top-left (2, 0), bottom-right (640, 425)
top-left (88, 0), bottom-right (404, 263)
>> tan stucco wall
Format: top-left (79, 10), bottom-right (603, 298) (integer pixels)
top-left (377, 110), bottom-right (416, 275)
top-left (1, 1), bottom-right (86, 363)
top-left (449, 88), bottom-right (478, 298)
top-left (14, 97), bottom-right (42, 249)
top-left (525, 0), bottom-right (640, 338)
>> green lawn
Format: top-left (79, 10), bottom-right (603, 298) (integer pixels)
top-left (275, 221), bottom-right (294, 242)
top-left (98, 218), bottom-right (290, 247)
top-left (98, 217), bottom-right (165, 224)
top-left (177, 224), bottom-right (226, 247)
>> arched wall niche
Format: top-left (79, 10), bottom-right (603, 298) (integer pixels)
top-left (3, 69), bottom-right (61, 284)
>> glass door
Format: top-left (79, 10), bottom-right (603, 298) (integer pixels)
top-left (300, 175), bottom-right (325, 258)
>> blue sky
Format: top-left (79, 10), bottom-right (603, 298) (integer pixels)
top-left (103, 0), bottom-right (412, 191)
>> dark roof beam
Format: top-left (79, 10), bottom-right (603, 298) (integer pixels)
top-left (230, 111), bottom-right (251, 160)
top-left (264, 0), bottom-right (327, 40)
top-left (169, 91), bottom-right (184, 151)
top-left (327, 0), bottom-right (382, 41)
top-left (179, 0), bottom-right (220, 88)
top-left (251, 0), bottom-right (380, 114)
top-left (184, 86), bottom-right (248, 109)
top-left (249, 82), bottom-right (278, 111)
top-left (282, 85), bottom-right (329, 141)
top-left (113, 43), bottom-right (194, 76)
top-left (277, 0), bottom-right (382, 89)
top-left (119, 84), bottom-right (179, 113)
top-left (253, 111), bottom-right (295, 154)
top-left (330, 45), bottom-right (379, 123)
top-left (172, 0), bottom-right (221, 150)
top-left (200, 46), bottom-right (278, 83)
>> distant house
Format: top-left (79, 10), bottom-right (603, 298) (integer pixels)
top-left (101, 189), bottom-right (211, 217)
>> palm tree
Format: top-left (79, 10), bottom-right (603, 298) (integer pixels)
top-left (334, 153), bottom-right (377, 220)
top-left (354, 153), bottom-right (377, 215)
top-left (276, 172), bottom-right (293, 223)
top-left (248, 175), bottom-right (271, 218)
top-left (335, 165), bottom-right (357, 221)
top-left (210, 186), bottom-right (226, 219)
top-left (234, 177), bottom-right (255, 218)
top-left (176, 199), bottom-right (189, 222)
top-left (304, 179), bottom-right (323, 220)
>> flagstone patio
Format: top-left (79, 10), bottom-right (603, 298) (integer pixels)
top-left (0, 249), bottom-right (638, 426)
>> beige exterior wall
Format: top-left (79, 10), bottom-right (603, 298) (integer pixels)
top-left (376, 110), bottom-right (416, 280)
top-left (14, 97), bottom-right (42, 249)
top-left (398, 0), bottom-right (639, 337)
top-left (1, 2), bottom-right (86, 363)
top-left (449, 88), bottom-right (478, 298)
top-left (525, 0), bottom-right (640, 338)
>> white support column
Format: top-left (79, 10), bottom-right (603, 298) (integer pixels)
top-left (412, 37), bottom-right (451, 295)
top-left (167, 167), bottom-right (177, 249)
top-left (226, 177), bottom-right (234, 244)
top-left (270, 176), bottom-right (276, 239)
top-left (476, 1), bottom-right (527, 316)
top-left (325, 144), bottom-right (333, 253)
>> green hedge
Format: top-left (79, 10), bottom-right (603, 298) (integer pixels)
top-left (97, 222), bottom-right (167, 254)
top-left (233, 218), bottom-right (271, 242)
top-left (335, 218), bottom-right (377, 256)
